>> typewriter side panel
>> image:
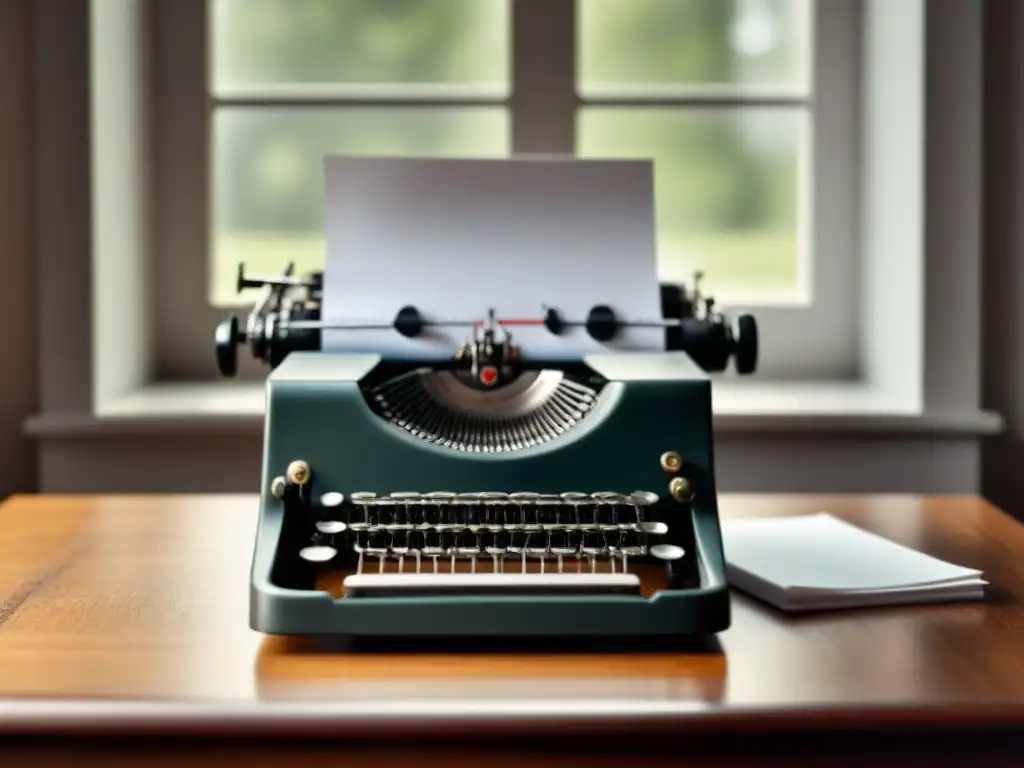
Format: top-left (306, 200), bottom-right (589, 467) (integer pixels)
top-left (251, 352), bottom-right (729, 637)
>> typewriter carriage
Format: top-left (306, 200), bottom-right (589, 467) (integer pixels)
top-left (221, 262), bottom-right (756, 637)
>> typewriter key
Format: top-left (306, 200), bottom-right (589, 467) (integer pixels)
top-left (629, 490), bottom-right (658, 525)
top-left (299, 545), bottom-right (337, 563)
top-left (373, 497), bottom-right (396, 521)
top-left (478, 492), bottom-right (507, 527)
top-left (561, 492), bottom-right (588, 526)
top-left (650, 543), bottom-right (685, 561)
top-left (639, 521), bottom-right (669, 536)
top-left (320, 492), bottom-right (344, 508)
top-left (508, 492), bottom-right (538, 529)
top-left (349, 492), bottom-right (375, 530)
top-left (315, 520), bottom-right (347, 535)
top-left (630, 491), bottom-right (659, 506)
top-left (590, 492), bottom-right (622, 529)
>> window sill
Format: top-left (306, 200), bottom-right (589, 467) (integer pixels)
top-left (23, 380), bottom-right (1003, 439)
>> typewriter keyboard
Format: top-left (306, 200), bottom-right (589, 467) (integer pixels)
top-left (299, 491), bottom-right (685, 595)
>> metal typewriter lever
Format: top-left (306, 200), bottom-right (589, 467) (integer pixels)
top-left (453, 308), bottom-right (522, 390)
top-left (215, 262), bottom-right (322, 376)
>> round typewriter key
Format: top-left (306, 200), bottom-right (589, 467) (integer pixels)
top-left (319, 492), bottom-right (344, 508)
top-left (299, 545), bottom-right (337, 562)
top-left (536, 494), bottom-right (561, 505)
top-left (315, 520), bottom-right (347, 535)
top-left (560, 492), bottom-right (588, 502)
top-left (639, 521), bottom-right (668, 535)
top-left (390, 491), bottom-right (420, 501)
top-left (650, 543), bottom-right (685, 561)
top-left (630, 491), bottom-right (659, 506)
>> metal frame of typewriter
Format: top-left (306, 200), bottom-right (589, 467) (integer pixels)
top-left (217, 263), bottom-right (758, 638)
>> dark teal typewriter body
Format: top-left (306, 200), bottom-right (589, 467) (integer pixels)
top-left (250, 350), bottom-right (731, 638)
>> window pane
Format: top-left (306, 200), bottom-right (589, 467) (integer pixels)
top-left (211, 108), bottom-right (509, 305)
top-left (577, 108), bottom-right (805, 296)
top-left (211, 0), bottom-right (509, 93)
top-left (578, 0), bottom-right (810, 93)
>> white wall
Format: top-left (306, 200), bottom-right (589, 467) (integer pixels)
top-left (981, 0), bottom-right (1024, 518)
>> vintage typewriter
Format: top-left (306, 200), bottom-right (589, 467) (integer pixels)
top-left (216, 262), bottom-right (757, 638)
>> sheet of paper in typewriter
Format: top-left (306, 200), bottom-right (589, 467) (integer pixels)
top-left (321, 155), bottom-right (666, 361)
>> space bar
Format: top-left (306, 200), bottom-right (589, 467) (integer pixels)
top-left (342, 573), bottom-right (641, 597)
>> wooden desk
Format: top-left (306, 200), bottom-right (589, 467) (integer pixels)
top-left (1, 493), bottom-right (1023, 765)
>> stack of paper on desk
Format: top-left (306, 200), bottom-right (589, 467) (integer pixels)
top-left (720, 512), bottom-right (987, 612)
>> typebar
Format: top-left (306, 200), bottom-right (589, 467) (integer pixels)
top-left (342, 572), bottom-right (641, 598)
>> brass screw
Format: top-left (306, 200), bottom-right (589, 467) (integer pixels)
top-left (669, 476), bottom-right (692, 502)
top-left (286, 460), bottom-right (311, 485)
top-left (270, 476), bottom-right (287, 499)
top-left (660, 451), bottom-right (683, 473)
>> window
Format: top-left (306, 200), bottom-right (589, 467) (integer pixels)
top-left (153, 0), bottom-right (858, 381)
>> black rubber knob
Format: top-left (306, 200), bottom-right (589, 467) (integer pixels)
top-left (734, 314), bottom-right (758, 375)
top-left (215, 315), bottom-right (240, 377)
top-left (544, 307), bottom-right (564, 335)
top-left (585, 305), bottom-right (619, 342)
top-left (394, 305), bottom-right (424, 338)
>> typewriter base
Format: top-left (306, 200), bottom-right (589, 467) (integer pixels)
top-left (251, 591), bottom-right (729, 639)
top-left (252, 538), bottom-right (730, 639)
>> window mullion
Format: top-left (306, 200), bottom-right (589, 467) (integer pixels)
top-left (510, 0), bottom-right (576, 154)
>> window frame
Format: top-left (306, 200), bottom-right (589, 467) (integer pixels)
top-left (150, 0), bottom-right (860, 382)
top-left (26, 0), bottom-right (1001, 497)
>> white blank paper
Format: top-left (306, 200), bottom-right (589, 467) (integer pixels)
top-left (321, 156), bottom-right (666, 360)
top-left (720, 512), bottom-right (987, 612)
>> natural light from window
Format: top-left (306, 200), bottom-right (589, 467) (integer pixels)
top-left (208, 0), bottom-right (811, 307)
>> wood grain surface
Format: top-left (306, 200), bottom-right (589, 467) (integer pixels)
top-left (1, 493), bottom-right (1023, 760)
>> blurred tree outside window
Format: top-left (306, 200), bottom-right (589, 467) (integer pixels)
top-left (209, 0), bottom-right (811, 306)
